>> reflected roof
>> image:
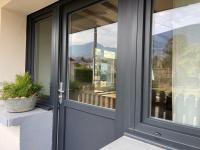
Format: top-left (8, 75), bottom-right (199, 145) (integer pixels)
top-left (70, 0), bottom-right (117, 34)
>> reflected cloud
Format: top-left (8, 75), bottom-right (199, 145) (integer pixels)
top-left (69, 29), bottom-right (94, 46)
top-left (153, 2), bottom-right (200, 35)
top-left (69, 23), bottom-right (118, 48)
top-left (97, 23), bottom-right (118, 48)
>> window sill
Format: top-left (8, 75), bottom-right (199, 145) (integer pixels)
top-left (101, 136), bottom-right (165, 150)
top-left (0, 105), bottom-right (51, 126)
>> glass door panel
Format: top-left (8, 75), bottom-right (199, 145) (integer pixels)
top-left (68, 0), bottom-right (118, 109)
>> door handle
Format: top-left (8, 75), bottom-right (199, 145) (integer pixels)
top-left (58, 82), bottom-right (65, 104)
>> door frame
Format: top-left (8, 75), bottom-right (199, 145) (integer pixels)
top-left (53, 0), bottom-right (139, 149)
top-left (58, 1), bottom-right (118, 149)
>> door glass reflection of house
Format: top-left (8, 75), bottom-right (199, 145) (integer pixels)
top-left (68, 0), bottom-right (118, 109)
top-left (151, 0), bottom-right (200, 128)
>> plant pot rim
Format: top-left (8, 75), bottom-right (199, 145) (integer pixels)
top-left (5, 95), bottom-right (37, 100)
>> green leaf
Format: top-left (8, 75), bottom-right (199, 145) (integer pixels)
top-left (1, 73), bottom-right (43, 100)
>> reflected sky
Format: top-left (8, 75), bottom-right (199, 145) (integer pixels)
top-left (97, 23), bottom-right (118, 48)
top-left (153, 2), bottom-right (200, 35)
top-left (69, 23), bottom-right (117, 47)
top-left (69, 29), bottom-right (94, 46)
top-left (69, 23), bottom-right (118, 59)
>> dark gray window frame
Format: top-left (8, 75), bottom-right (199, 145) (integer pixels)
top-left (124, 0), bottom-right (200, 149)
top-left (25, 0), bottom-right (200, 150)
top-left (26, 2), bottom-right (60, 109)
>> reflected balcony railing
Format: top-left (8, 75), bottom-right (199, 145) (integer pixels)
top-left (76, 91), bottom-right (116, 109)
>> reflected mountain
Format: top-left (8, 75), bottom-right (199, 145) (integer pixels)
top-left (153, 24), bottom-right (200, 57)
top-left (153, 31), bottom-right (172, 57)
top-left (70, 42), bottom-right (117, 59)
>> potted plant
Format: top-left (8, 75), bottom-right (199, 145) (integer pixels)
top-left (0, 73), bottom-right (42, 113)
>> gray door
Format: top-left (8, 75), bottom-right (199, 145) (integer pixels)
top-left (58, 0), bottom-right (121, 149)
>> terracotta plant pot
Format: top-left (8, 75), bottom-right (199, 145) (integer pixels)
top-left (5, 96), bottom-right (37, 113)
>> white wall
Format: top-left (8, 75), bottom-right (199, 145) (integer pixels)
top-left (0, 9), bottom-right (26, 82)
top-left (0, 125), bottom-right (20, 150)
top-left (0, 0), bottom-right (58, 84)
top-left (4, 0), bottom-right (58, 15)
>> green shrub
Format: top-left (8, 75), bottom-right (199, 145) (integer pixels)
top-left (69, 81), bottom-right (82, 92)
top-left (75, 68), bottom-right (93, 83)
top-left (1, 73), bottom-right (42, 100)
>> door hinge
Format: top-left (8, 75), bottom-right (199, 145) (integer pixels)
top-left (58, 82), bottom-right (65, 104)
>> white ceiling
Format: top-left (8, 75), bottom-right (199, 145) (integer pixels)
top-left (3, 0), bottom-right (58, 15)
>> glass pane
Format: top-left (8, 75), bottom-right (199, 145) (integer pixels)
top-left (151, 0), bottom-right (200, 128)
top-left (68, 0), bottom-right (118, 109)
top-left (34, 17), bottom-right (52, 100)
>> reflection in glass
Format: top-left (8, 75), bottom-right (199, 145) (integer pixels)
top-left (68, 0), bottom-right (118, 109)
top-left (151, 0), bottom-right (200, 127)
top-left (34, 17), bottom-right (52, 100)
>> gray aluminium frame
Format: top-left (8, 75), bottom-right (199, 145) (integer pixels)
top-left (26, 2), bottom-right (60, 109)
top-left (115, 0), bottom-right (139, 138)
top-left (26, 2), bottom-right (61, 150)
top-left (126, 0), bottom-right (200, 150)
top-left (58, 1), bottom-right (123, 149)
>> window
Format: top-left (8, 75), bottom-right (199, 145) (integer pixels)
top-left (26, 7), bottom-right (56, 108)
top-left (34, 16), bottom-right (52, 102)
top-left (68, 0), bottom-right (118, 109)
top-left (151, 0), bottom-right (200, 128)
top-left (132, 0), bottom-right (200, 149)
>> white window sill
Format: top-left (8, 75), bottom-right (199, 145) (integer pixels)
top-left (101, 136), bottom-right (166, 150)
top-left (0, 105), bottom-right (51, 126)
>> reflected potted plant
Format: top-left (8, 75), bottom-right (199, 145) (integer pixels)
top-left (0, 73), bottom-right (42, 113)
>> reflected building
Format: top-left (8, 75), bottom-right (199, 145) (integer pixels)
top-left (68, 1), bottom-right (118, 109)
